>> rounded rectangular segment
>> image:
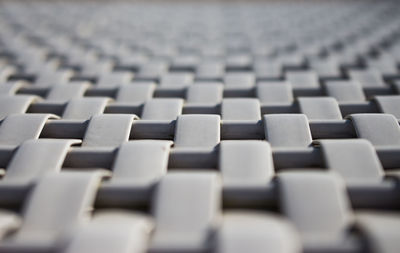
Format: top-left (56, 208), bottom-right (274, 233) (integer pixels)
top-left (219, 140), bottom-right (274, 187)
top-left (96, 72), bottom-right (133, 87)
top-left (298, 97), bottom-right (342, 120)
top-left (285, 71), bottom-right (319, 88)
top-left (13, 171), bottom-right (109, 244)
top-left (151, 172), bottom-right (221, 252)
top-left (141, 99), bottom-right (183, 120)
top-left (349, 114), bottom-right (400, 146)
top-left (349, 70), bottom-right (385, 88)
top-left (80, 59), bottom-right (114, 76)
top-left (63, 98), bottom-right (109, 120)
top-left (309, 59), bottom-right (341, 78)
top-left (34, 70), bottom-right (73, 87)
top-left (278, 171), bottom-right (354, 246)
top-left (226, 55), bottom-right (251, 70)
top-left (263, 114), bottom-right (312, 148)
top-left (324, 80), bottom-right (366, 102)
top-left (4, 139), bottom-right (80, 183)
top-left (223, 73), bottom-right (255, 87)
top-left (174, 115), bottom-right (220, 148)
top-left (171, 55), bottom-right (199, 70)
top-left (317, 139), bottom-right (384, 183)
top-left (111, 140), bottom-right (173, 183)
top-left (46, 82), bottom-right (90, 102)
top-left (217, 212), bottom-right (301, 253)
top-left (186, 83), bottom-right (223, 104)
top-left (0, 95), bottom-right (36, 120)
top-left (116, 83), bottom-right (156, 104)
top-left (82, 114), bottom-right (135, 147)
top-left (254, 61), bottom-right (282, 79)
top-left (137, 62), bottom-right (168, 80)
top-left (221, 99), bottom-right (261, 121)
top-left (65, 211), bottom-right (154, 253)
top-left (367, 56), bottom-right (398, 75)
top-left (374, 96), bottom-right (400, 119)
top-left (196, 62), bottom-right (225, 80)
top-left (0, 81), bottom-right (26, 95)
top-left (0, 114), bottom-right (57, 146)
top-left (160, 73), bottom-right (194, 87)
top-left (256, 81), bottom-right (293, 104)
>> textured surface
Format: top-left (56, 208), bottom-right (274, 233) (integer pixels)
top-left (0, 0), bottom-right (400, 252)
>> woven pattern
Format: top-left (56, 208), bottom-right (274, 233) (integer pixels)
top-left (0, 0), bottom-right (400, 252)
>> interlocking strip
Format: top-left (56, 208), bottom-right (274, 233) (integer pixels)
top-left (0, 0), bottom-right (400, 253)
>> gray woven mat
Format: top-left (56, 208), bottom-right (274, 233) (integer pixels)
top-left (0, 1), bottom-right (400, 252)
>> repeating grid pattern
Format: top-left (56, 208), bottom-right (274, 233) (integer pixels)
top-left (0, 0), bottom-right (400, 252)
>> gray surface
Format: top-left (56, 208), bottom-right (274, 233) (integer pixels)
top-left (0, 0), bottom-right (400, 252)
top-left (263, 114), bottom-right (313, 147)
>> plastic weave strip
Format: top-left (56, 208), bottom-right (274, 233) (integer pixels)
top-left (0, 0), bottom-right (400, 252)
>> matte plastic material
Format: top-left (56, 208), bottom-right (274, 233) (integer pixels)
top-left (174, 115), bottom-right (220, 148)
top-left (256, 81), bottom-right (293, 104)
top-left (116, 83), bottom-right (156, 104)
top-left (317, 139), bottom-right (384, 183)
top-left (349, 114), bottom-right (400, 146)
top-left (3, 171), bottom-right (109, 248)
top-left (186, 83), bottom-right (223, 104)
top-left (221, 99), bottom-right (261, 120)
top-left (111, 140), bottom-right (172, 183)
top-left (151, 172), bottom-right (221, 252)
top-left (0, 211), bottom-right (21, 239)
top-left (160, 73), bottom-right (194, 87)
top-left (324, 80), bottom-right (366, 102)
top-left (349, 70), bottom-right (385, 88)
top-left (224, 73), bottom-right (255, 87)
top-left (96, 72), bottom-right (133, 87)
top-left (217, 211), bottom-right (301, 253)
top-left (374, 96), bottom-right (400, 119)
top-left (0, 114), bottom-right (58, 146)
top-left (298, 97), bottom-right (342, 120)
top-left (263, 114), bottom-right (312, 147)
top-left (357, 212), bottom-right (400, 253)
top-left (285, 71), bottom-right (319, 88)
top-left (3, 139), bottom-right (80, 183)
top-left (82, 114), bottom-right (136, 147)
top-left (196, 62), bottom-right (224, 80)
top-left (0, 2), bottom-right (399, 252)
top-left (46, 82), bottom-right (90, 102)
top-left (278, 171), bottom-right (354, 247)
top-left (65, 211), bottom-right (154, 253)
top-left (0, 95), bottom-right (37, 120)
top-left (141, 99), bottom-right (183, 120)
top-left (219, 140), bottom-right (274, 187)
top-left (63, 98), bottom-right (109, 120)
top-left (0, 82), bottom-right (26, 95)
